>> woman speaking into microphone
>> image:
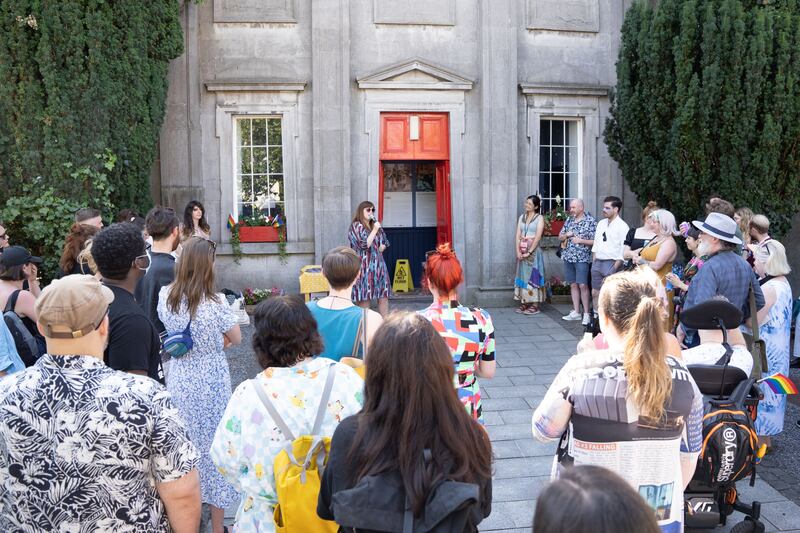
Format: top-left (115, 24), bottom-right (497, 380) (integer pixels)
top-left (348, 201), bottom-right (390, 316)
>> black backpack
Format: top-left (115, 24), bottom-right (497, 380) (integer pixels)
top-left (3, 290), bottom-right (42, 367)
top-left (695, 383), bottom-right (759, 486)
top-left (331, 453), bottom-right (482, 533)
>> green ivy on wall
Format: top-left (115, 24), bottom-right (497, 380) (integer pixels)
top-left (604, 0), bottom-right (800, 235)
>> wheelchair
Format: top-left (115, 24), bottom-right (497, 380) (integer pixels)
top-left (681, 300), bottom-right (766, 532)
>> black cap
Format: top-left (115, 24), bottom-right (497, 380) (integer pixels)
top-left (0, 246), bottom-right (42, 267)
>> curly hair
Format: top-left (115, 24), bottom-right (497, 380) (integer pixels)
top-left (90, 223), bottom-right (146, 280)
top-left (252, 295), bottom-right (324, 368)
top-left (59, 223), bottom-right (99, 274)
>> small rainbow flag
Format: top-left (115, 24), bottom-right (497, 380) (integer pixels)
top-left (227, 213), bottom-right (237, 230)
top-left (273, 214), bottom-right (284, 227)
top-left (758, 373), bottom-right (798, 395)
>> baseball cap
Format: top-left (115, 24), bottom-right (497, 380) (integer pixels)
top-left (0, 245), bottom-right (42, 267)
top-left (35, 275), bottom-right (114, 339)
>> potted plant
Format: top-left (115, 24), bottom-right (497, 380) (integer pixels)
top-left (243, 286), bottom-right (284, 314)
top-left (544, 196), bottom-right (568, 236)
top-left (230, 214), bottom-right (287, 264)
top-left (548, 275), bottom-right (571, 296)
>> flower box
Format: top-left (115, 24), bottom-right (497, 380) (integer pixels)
top-left (238, 225), bottom-right (283, 243)
top-left (546, 220), bottom-right (565, 236)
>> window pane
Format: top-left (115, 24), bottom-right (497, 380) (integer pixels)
top-left (538, 147), bottom-right (550, 172)
top-left (567, 145), bottom-right (578, 175)
top-left (270, 177), bottom-right (284, 203)
top-left (252, 119), bottom-right (267, 146)
top-left (552, 120), bottom-right (564, 145)
top-left (416, 163), bottom-right (435, 192)
top-left (253, 175), bottom-right (270, 204)
top-left (267, 118), bottom-right (282, 145)
top-left (252, 147), bottom-right (268, 174)
top-left (551, 147), bottom-right (564, 172)
top-left (539, 172), bottom-right (549, 198)
top-left (552, 173), bottom-right (566, 200)
top-left (240, 148), bottom-right (252, 175)
top-left (240, 177), bottom-right (254, 203)
top-left (540, 120), bottom-right (550, 146)
top-left (566, 120), bottom-right (578, 147)
top-left (238, 119), bottom-right (251, 147)
top-left (268, 147), bottom-right (283, 174)
top-left (568, 172), bottom-right (579, 200)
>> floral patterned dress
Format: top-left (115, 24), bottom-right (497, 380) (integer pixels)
top-left (755, 278), bottom-right (792, 436)
top-left (514, 214), bottom-right (545, 304)
top-left (210, 358), bottom-right (364, 532)
top-left (348, 221), bottom-right (391, 301)
top-left (419, 300), bottom-right (496, 424)
top-left (157, 288), bottom-right (239, 509)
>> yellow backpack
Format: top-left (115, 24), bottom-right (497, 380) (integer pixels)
top-left (251, 364), bottom-right (339, 533)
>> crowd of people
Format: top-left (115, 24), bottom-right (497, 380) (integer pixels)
top-left (0, 191), bottom-right (795, 532)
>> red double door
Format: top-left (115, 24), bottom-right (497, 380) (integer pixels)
top-left (378, 112), bottom-right (452, 245)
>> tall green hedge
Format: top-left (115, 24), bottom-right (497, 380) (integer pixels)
top-left (0, 1), bottom-right (184, 276)
top-left (604, 0), bottom-right (800, 235)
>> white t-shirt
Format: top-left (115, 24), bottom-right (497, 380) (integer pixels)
top-left (591, 216), bottom-right (630, 260)
top-left (681, 343), bottom-right (753, 377)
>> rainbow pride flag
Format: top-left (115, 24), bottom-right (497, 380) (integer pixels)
top-left (227, 213), bottom-right (237, 230)
top-left (758, 373), bottom-right (798, 395)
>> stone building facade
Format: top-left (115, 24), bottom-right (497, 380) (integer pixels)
top-left (156, 0), bottom-right (640, 304)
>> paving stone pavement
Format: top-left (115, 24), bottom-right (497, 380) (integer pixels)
top-left (222, 300), bottom-right (800, 532)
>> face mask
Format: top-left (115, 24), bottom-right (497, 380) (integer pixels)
top-left (696, 240), bottom-right (711, 256)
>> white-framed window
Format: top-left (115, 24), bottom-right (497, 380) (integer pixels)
top-left (538, 118), bottom-right (581, 211)
top-left (235, 116), bottom-right (285, 221)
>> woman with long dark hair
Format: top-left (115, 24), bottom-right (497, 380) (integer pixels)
top-left (157, 237), bottom-right (241, 533)
top-left (348, 200), bottom-right (390, 316)
top-left (532, 269), bottom-right (703, 531)
top-left (57, 222), bottom-right (98, 277)
top-left (318, 313), bottom-right (493, 531)
top-left (514, 194), bottom-right (545, 314)
top-left (419, 243), bottom-right (496, 424)
top-left (181, 200), bottom-right (211, 241)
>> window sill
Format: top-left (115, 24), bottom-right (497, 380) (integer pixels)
top-left (215, 241), bottom-right (315, 256)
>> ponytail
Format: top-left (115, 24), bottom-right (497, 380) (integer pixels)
top-left (623, 297), bottom-right (672, 421)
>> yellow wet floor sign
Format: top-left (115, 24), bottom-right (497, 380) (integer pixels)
top-left (392, 259), bottom-right (414, 293)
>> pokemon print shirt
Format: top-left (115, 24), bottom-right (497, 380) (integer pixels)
top-left (210, 357), bottom-right (364, 533)
top-left (531, 348), bottom-right (703, 533)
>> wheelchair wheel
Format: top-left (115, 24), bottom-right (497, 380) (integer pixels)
top-left (730, 518), bottom-right (764, 533)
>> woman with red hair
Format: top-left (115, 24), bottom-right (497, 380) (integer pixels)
top-left (418, 243), bottom-right (496, 424)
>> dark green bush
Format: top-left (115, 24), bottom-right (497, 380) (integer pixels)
top-left (0, 1), bottom-right (184, 277)
top-left (605, 0), bottom-right (800, 236)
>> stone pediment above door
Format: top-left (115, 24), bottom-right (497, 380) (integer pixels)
top-left (357, 59), bottom-right (473, 90)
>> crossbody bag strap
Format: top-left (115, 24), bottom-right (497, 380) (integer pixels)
top-left (749, 286), bottom-right (760, 342)
top-left (251, 377), bottom-right (296, 441)
top-left (4, 290), bottom-right (21, 313)
top-left (311, 363), bottom-right (337, 435)
top-left (361, 308), bottom-right (368, 360)
top-left (350, 310), bottom-right (365, 358)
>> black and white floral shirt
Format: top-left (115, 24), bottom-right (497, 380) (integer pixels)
top-left (0, 354), bottom-right (198, 532)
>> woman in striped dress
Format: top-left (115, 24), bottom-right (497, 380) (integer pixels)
top-left (348, 201), bottom-right (391, 317)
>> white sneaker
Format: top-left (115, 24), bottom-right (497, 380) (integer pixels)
top-left (581, 313), bottom-right (591, 326)
top-left (562, 310), bottom-right (582, 321)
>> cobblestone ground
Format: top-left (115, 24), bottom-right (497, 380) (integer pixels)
top-left (219, 301), bottom-right (800, 532)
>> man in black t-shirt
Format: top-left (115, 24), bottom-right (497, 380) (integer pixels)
top-left (135, 206), bottom-right (179, 335)
top-left (92, 223), bottom-right (162, 382)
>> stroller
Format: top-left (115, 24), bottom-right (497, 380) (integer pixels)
top-left (681, 300), bottom-right (766, 532)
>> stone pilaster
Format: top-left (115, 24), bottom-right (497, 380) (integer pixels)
top-left (311, 0), bottom-right (351, 259)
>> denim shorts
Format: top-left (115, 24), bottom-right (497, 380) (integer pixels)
top-left (563, 261), bottom-right (590, 285)
top-left (590, 259), bottom-right (617, 289)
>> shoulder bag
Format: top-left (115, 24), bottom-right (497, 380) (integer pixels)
top-left (747, 287), bottom-right (767, 379)
top-left (340, 308), bottom-right (367, 378)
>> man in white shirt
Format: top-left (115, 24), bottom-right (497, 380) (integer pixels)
top-left (590, 196), bottom-right (629, 316)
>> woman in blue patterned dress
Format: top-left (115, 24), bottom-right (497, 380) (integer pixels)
top-left (158, 237), bottom-right (242, 533)
top-left (418, 243), bottom-right (496, 424)
top-left (752, 240), bottom-right (793, 448)
top-left (348, 201), bottom-right (390, 317)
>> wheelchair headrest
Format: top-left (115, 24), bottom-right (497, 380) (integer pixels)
top-left (687, 364), bottom-right (748, 396)
top-left (680, 299), bottom-right (743, 330)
